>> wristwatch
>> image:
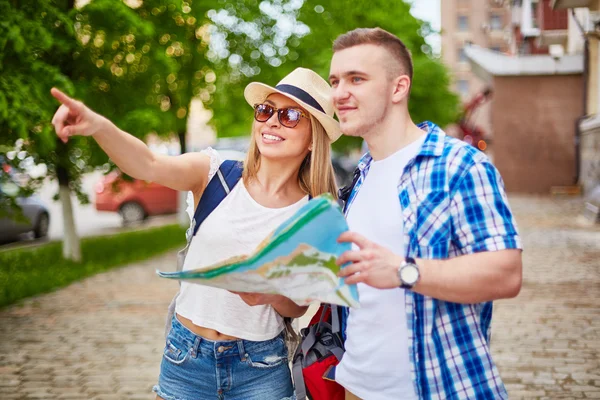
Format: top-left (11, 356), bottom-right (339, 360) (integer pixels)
top-left (398, 257), bottom-right (420, 289)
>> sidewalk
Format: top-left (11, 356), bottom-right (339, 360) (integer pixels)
top-left (0, 195), bottom-right (598, 399)
top-left (488, 195), bottom-right (600, 399)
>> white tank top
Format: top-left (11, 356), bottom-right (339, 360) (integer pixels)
top-left (175, 148), bottom-right (309, 341)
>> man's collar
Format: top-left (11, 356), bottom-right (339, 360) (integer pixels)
top-left (416, 121), bottom-right (445, 158)
top-left (357, 121), bottom-right (444, 172)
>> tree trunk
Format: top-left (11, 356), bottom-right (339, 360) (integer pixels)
top-left (57, 165), bottom-right (81, 262)
top-left (52, 0), bottom-right (80, 262)
top-left (178, 130), bottom-right (187, 154)
top-left (177, 130), bottom-right (189, 227)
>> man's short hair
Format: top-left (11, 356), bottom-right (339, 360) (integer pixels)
top-left (332, 27), bottom-right (413, 83)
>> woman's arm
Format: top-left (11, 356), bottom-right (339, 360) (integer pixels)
top-left (233, 292), bottom-right (309, 318)
top-left (51, 88), bottom-right (210, 194)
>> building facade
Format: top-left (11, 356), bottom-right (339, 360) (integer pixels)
top-left (456, 0), bottom-right (586, 193)
top-left (441, 0), bottom-right (512, 146)
top-left (552, 0), bottom-right (600, 195)
top-left (442, 0), bottom-right (512, 100)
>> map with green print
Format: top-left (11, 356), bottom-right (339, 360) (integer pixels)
top-left (157, 194), bottom-right (360, 308)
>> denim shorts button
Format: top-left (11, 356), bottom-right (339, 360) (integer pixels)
top-left (217, 346), bottom-right (225, 353)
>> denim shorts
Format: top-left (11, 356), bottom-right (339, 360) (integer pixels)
top-left (153, 315), bottom-right (295, 400)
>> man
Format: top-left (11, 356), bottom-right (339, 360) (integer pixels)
top-left (330, 28), bottom-right (523, 400)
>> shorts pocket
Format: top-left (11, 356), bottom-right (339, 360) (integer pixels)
top-left (247, 338), bottom-right (287, 369)
top-left (162, 335), bottom-right (191, 365)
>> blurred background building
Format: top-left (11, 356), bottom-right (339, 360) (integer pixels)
top-left (441, 0), bottom-right (511, 149)
top-left (442, 0), bottom-right (599, 195)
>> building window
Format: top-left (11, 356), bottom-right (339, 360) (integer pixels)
top-left (458, 48), bottom-right (468, 63)
top-left (458, 15), bottom-right (469, 31)
top-left (531, 0), bottom-right (539, 29)
top-left (490, 46), bottom-right (502, 52)
top-left (457, 80), bottom-right (470, 97)
top-left (490, 14), bottom-right (503, 31)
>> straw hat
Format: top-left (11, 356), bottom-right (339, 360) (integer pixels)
top-left (244, 68), bottom-right (341, 142)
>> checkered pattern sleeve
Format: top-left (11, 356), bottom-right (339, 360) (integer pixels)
top-left (449, 159), bottom-right (522, 254)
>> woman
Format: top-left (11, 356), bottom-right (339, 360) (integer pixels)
top-left (50, 67), bottom-right (341, 400)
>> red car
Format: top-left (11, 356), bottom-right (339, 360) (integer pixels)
top-left (94, 171), bottom-right (178, 224)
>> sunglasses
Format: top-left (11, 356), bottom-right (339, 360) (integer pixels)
top-left (253, 103), bottom-right (309, 128)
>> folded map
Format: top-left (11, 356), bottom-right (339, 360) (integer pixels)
top-left (156, 193), bottom-right (359, 308)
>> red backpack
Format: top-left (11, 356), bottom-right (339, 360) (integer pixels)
top-left (292, 304), bottom-right (346, 400)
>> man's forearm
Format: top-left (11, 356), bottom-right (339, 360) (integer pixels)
top-left (414, 249), bottom-right (522, 303)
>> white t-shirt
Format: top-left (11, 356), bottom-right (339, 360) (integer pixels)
top-left (175, 149), bottom-right (309, 341)
top-left (335, 137), bottom-right (425, 400)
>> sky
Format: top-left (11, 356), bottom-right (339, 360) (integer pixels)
top-left (409, 0), bottom-right (442, 55)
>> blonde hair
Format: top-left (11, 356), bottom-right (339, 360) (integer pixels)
top-left (242, 115), bottom-right (338, 199)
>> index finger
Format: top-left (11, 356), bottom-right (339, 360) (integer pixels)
top-left (50, 88), bottom-right (82, 111)
top-left (337, 231), bottom-right (373, 249)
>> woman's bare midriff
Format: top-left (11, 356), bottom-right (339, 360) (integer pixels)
top-left (176, 313), bottom-right (240, 341)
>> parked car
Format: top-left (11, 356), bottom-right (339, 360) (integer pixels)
top-left (94, 171), bottom-right (178, 225)
top-left (0, 181), bottom-right (50, 242)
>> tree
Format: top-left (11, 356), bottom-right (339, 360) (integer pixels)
top-left (207, 0), bottom-right (460, 152)
top-left (1, 0), bottom-right (458, 260)
top-left (1, 0), bottom-right (85, 260)
top-left (77, 0), bottom-right (310, 151)
top-left (0, 0), bottom-right (311, 260)
top-left (1, 0), bottom-right (177, 261)
top-left (74, 0), bottom-right (311, 224)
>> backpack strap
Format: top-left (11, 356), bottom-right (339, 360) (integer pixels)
top-left (192, 160), bottom-right (243, 236)
top-left (335, 168), bottom-right (360, 342)
top-left (293, 358), bottom-right (308, 400)
top-left (337, 166), bottom-right (360, 212)
top-left (176, 159), bottom-right (242, 273)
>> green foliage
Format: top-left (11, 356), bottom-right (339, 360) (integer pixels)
top-left (0, 0), bottom-right (459, 222)
top-left (0, 0), bottom-right (74, 141)
top-left (74, 0), bottom-right (309, 146)
top-left (74, 0), bottom-right (178, 139)
top-left (209, 0), bottom-right (461, 152)
top-left (1, 0), bottom-right (460, 167)
top-left (0, 0), bottom-right (310, 188)
top-left (0, 224), bottom-right (185, 308)
top-left (0, 0), bottom-right (91, 206)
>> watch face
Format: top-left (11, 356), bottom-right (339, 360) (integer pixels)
top-left (401, 265), bottom-right (419, 285)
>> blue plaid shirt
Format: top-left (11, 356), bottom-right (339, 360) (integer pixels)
top-left (342, 121), bottom-right (522, 400)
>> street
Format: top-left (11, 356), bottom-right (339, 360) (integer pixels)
top-left (1, 172), bottom-right (179, 250)
top-left (0, 194), bottom-right (598, 399)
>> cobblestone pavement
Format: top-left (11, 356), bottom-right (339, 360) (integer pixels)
top-left (0, 195), bottom-right (599, 399)
top-left (491, 196), bottom-right (600, 399)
